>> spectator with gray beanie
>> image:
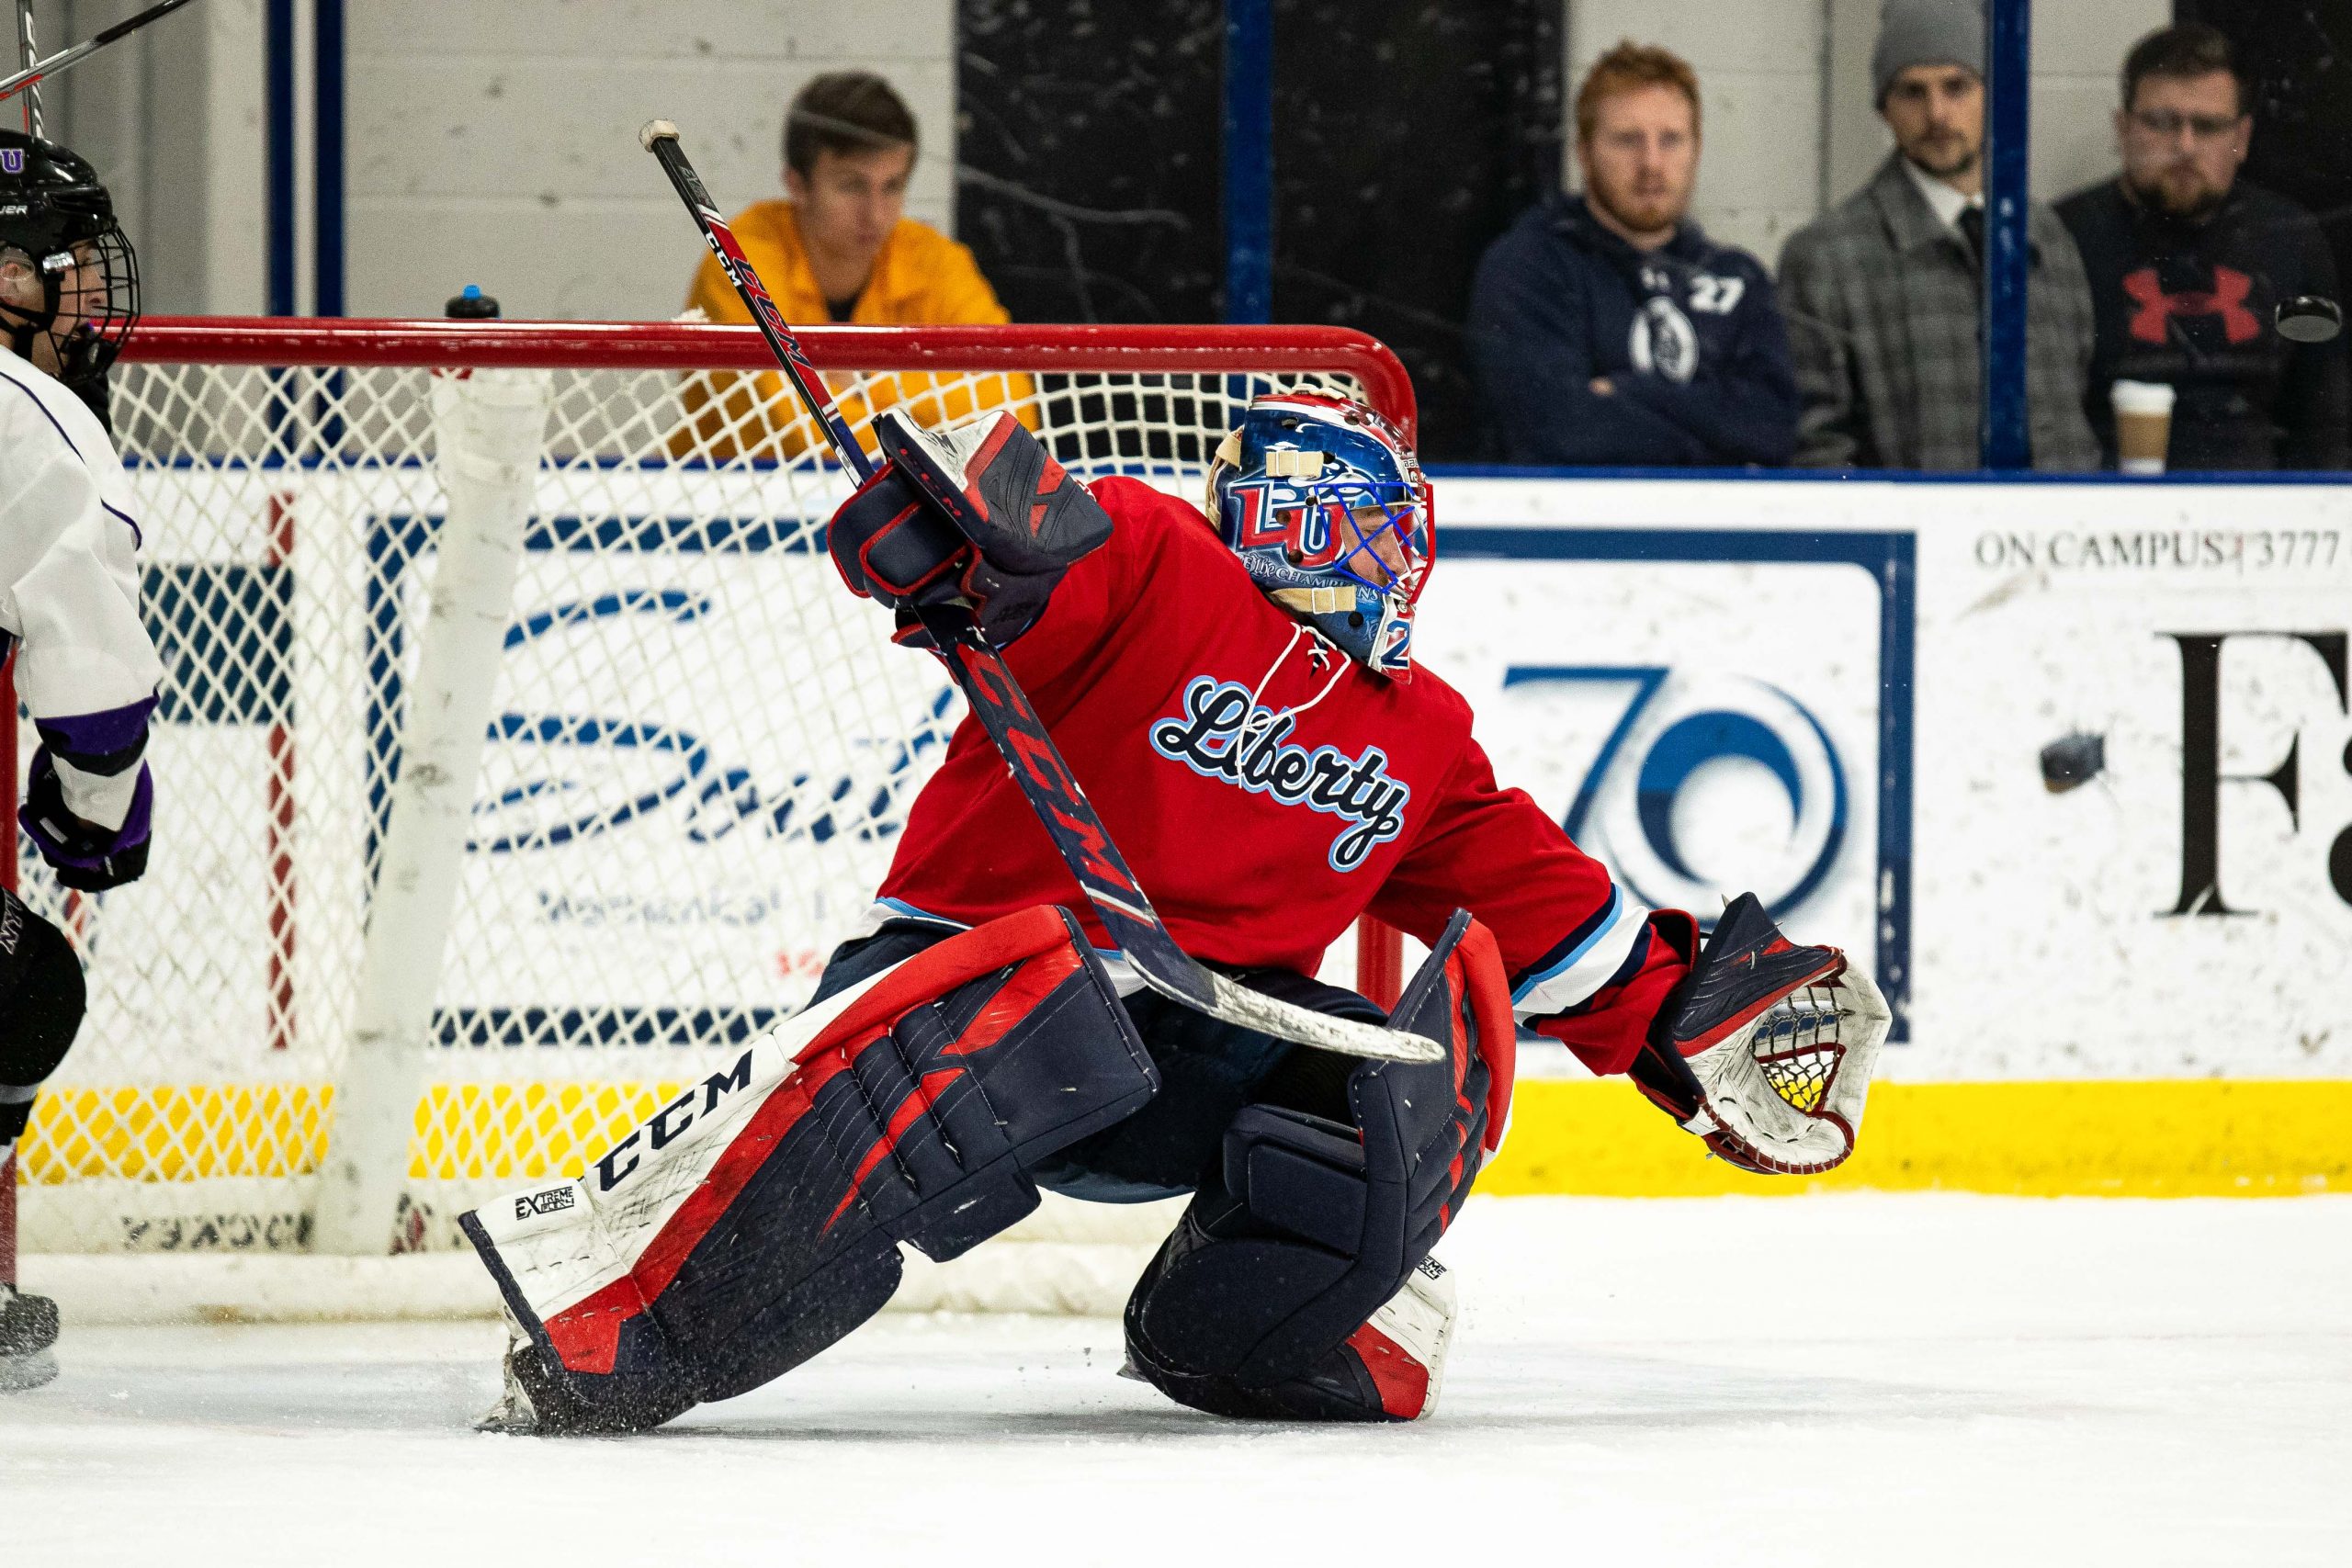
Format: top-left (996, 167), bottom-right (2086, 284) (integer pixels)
top-left (1777, 0), bottom-right (2099, 469)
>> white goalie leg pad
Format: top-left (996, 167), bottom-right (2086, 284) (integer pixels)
top-left (462, 930), bottom-right (951, 1331)
top-left (462, 1004), bottom-right (827, 1393)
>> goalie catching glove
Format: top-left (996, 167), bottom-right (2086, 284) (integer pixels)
top-left (830, 410), bottom-right (1113, 649)
top-left (1630, 893), bottom-right (1889, 1176)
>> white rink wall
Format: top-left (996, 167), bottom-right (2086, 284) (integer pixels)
top-left (1425, 473), bottom-right (2352, 1083)
top-left (22, 0), bottom-right (956, 318)
top-left (340, 0), bottom-right (957, 319)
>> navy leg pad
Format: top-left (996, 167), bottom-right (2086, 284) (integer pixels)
top-left (1123, 910), bottom-right (1517, 1421)
top-left (462, 905), bottom-right (1158, 1429)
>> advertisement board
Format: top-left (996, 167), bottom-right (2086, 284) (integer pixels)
top-left (92, 471), bottom-right (2352, 1094)
top-left (1415, 525), bottom-right (1911, 1043)
top-left (1435, 474), bottom-right (2351, 1082)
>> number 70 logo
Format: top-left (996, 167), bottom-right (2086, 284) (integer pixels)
top-left (1504, 664), bottom-right (1851, 925)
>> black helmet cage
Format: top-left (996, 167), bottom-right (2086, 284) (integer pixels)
top-left (0, 132), bottom-right (141, 377)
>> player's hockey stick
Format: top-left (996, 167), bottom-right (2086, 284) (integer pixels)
top-left (640, 118), bottom-right (1439, 1065)
top-left (0, 0), bottom-right (198, 103)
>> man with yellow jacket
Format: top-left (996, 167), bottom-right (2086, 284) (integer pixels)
top-left (680, 72), bottom-right (1031, 460)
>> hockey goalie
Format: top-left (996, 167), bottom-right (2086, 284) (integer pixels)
top-left (463, 393), bottom-right (1889, 1433)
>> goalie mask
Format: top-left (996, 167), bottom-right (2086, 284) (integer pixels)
top-left (1207, 393), bottom-right (1433, 681)
top-left (0, 131), bottom-right (141, 421)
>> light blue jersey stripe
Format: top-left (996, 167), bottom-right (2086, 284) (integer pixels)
top-left (871, 897), bottom-right (963, 929)
top-left (1511, 886), bottom-right (1645, 1015)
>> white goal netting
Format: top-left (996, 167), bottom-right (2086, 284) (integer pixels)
top-left (6, 320), bottom-right (1401, 1274)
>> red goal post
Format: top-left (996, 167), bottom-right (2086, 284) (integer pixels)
top-left (120, 316), bottom-right (1419, 414)
top-left (3, 317), bottom-right (1408, 1288)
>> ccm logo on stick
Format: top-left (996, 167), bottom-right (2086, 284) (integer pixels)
top-left (514, 1187), bottom-right (576, 1221)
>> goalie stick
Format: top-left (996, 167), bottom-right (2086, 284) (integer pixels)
top-left (640, 118), bottom-right (1439, 1066)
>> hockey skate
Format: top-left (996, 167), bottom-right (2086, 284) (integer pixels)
top-left (0, 1281), bottom-right (61, 1393)
top-left (476, 1311), bottom-right (594, 1435)
top-left (476, 1310), bottom-right (648, 1437)
top-left (475, 1314), bottom-right (543, 1434)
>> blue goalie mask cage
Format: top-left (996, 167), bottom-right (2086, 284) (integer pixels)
top-left (1205, 392), bottom-right (1434, 680)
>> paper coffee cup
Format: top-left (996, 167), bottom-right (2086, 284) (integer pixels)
top-left (2111, 379), bottom-right (2176, 475)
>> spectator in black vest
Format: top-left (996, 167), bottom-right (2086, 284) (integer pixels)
top-left (2056, 25), bottom-right (2347, 470)
top-left (1467, 41), bottom-right (1797, 468)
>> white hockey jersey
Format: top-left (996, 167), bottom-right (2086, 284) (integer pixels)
top-left (0, 344), bottom-right (164, 829)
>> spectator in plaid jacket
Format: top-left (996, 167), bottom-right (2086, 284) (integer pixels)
top-left (1778, 0), bottom-right (2099, 470)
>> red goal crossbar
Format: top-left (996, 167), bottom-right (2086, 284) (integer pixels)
top-left (119, 319), bottom-right (1421, 421)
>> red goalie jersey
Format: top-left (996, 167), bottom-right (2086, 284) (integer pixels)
top-left (870, 476), bottom-right (1691, 1076)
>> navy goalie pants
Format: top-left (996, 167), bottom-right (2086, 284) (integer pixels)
top-left (810, 917), bottom-right (1373, 1204)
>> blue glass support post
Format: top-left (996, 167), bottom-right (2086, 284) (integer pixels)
top-left (1980, 0), bottom-right (2030, 469)
top-left (314, 0), bottom-right (346, 318)
top-left (1222, 0), bottom-right (1273, 324)
top-left (265, 0), bottom-right (296, 316)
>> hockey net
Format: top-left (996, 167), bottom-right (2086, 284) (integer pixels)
top-left (2, 318), bottom-right (1411, 1316)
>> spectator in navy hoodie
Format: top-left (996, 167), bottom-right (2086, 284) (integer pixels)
top-left (1468, 41), bottom-right (1798, 467)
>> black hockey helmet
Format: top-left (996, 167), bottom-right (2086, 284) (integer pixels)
top-left (0, 130), bottom-right (141, 387)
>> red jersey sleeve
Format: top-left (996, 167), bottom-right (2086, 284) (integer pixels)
top-left (1367, 736), bottom-right (1692, 1076)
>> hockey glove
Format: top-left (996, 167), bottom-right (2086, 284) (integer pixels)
top-left (21, 750), bottom-right (152, 893)
top-left (1630, 892), bottom-right (1889, 1176)
top-left (829, 410), bottom-right (1112, 650)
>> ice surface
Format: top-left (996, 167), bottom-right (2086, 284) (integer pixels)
top-left (8, 1194), bottom-right (2347, 1567)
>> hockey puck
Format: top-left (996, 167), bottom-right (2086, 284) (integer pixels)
top-left (2039, 732), bottom-right (2106, 795)
top-left (2275, 294), bottom-right (2342, 344)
